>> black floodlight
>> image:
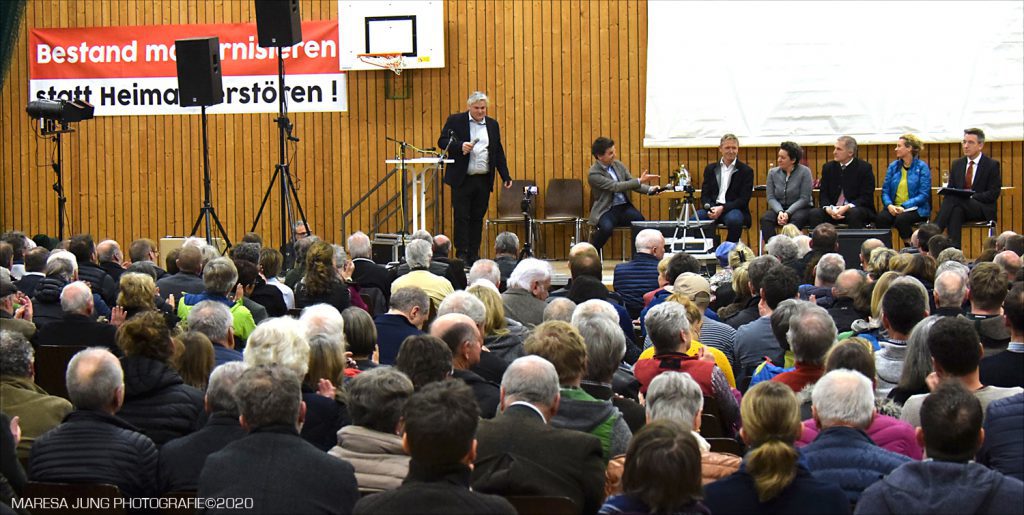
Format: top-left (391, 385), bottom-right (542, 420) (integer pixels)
top-left (26, 98), bottom-right (95, 124)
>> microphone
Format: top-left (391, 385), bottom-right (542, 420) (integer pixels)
top-left (704, 203), bottom-right (712, 211)
top-left (470, 138), bottom-right (480, 146)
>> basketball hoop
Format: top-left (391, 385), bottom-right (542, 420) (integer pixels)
top-left (357, 53), bottom-right (406, 75)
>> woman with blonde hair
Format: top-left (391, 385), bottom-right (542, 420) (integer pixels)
top-left (847, 271), bottom-right (902, 346)
top-left (118, 272), bottom-right (178, 328)
top-left (717, 265), bottom-right (750, 322)
top-left (704, 382), bottom-right (848, 513)
top-left (467, 283), bottom-right (529, 362)
top-left (875, 133), bottom-right (932, 246)
top-left (780, 224), bottom-right (802, 238)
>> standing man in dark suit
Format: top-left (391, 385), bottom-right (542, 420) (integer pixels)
top-left (198, 365), bottom-right (359, 515)
top-left (936, 128), bottom-right (1002, 248)
top-left (438, 91), bottom-right (513, 264)
top-left (588, 137), bottom-right (662, 251)
top-left (472, 356), bottom-right (606, 515)
top-left (698, 134), bottom-right (754, 243)
top-left (808, 136), bottom-right (876, 229)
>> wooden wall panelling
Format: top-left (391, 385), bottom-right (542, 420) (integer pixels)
top-left (2, 0), bottom-right (1021, 263)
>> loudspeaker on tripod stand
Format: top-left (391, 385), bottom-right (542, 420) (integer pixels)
top-left (175, 37), bottom-right (224, 107)
top-left (255, 0), bottom-right (302, 47)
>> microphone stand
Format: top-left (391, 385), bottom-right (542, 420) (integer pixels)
top-left (437, 130), bottom-right (456, 232)
top-left (386, 136), bottom-right (411, 246)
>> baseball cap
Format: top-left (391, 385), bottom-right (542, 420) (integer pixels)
top-left (715, 241), bottom-right (737, 267)
top-left (673, 272), bottom-right (711, 310)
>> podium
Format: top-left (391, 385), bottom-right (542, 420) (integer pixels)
top-left (385, 157), bottom-right (454, 234)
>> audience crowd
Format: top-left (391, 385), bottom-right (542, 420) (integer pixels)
top-left (1, 223), bottom-right (1022, 515)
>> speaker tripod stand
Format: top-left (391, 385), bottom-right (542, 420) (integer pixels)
top-left (189, 106), bottom-right (232, 249)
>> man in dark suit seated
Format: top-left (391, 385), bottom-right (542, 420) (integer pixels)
top-left (354, 380), bottom-right (516, 515)
top-left (198, 365), bottom-right (359, 514)
top-left (936, 128), bottom-right (1002, 248)
top-left (808, 136), bottom-right (876, 229)
top-left (29, 348), bottom-right (159, 498)
top-left (347, 231), bottom-right (391, 301)
top-left (32, 281), bottom-right (121, 357)
top-left (14, 247), bottom-right (48, 298)
top-left (472, 356), bottom-right (606, 515)
top-left (159, 362), bottom-right (247, 492)
top-left (698, 134), bottom-right (755, 243)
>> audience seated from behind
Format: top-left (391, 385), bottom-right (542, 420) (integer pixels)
top-left (117, 272), bottom-right (178, 329)
top-left (634, 302), bottom-right (740, 436)
top-left (436, 290), bottom-right (510, 384)
top-left (32, 280), bottom-right (121, 357)
top-left (293, 241), bottom-right (352, 313)
top-left (797, 339), bottom-right (921, 459)
top-left (0, 330), bottom-right (73, 459)
top-left (346, 231), bottom-right (390, 302)
top-left (29, 348), bottom-right (159, 498)
top-left (980, 282), bottom-right (1024, 388)
top-left (606, 371), bottom-right (741, 496)
top-left (966, 262), bottom-right (1011, 355)
top-left (68, 234), bottom-right (118, 306)
top-left (176, 257), bottom-right (256, 346)
top-left (159, 362), bottom-right (247, 492)
top-left (799, 252), bottom-right (844, 308)
top-left (391, 239), bottom-right (454, 312)
top-left (976, 392), bottom-right (1023, 482)
top-left (467, 284), bottom-right (530, 363)
top-left (575, 316), bottom-right (645, 433)
top-left (329, 367), bottom-right (413, 493)
top-left (599, 420), bottom-right (708, 515)
top-left (245, 315), bottom-right (350, 452)
top-left (198, 365), bottom-right (359, 514)
top-left (353, 380), bottom-right (517, 515)
top-left (374, 287), bottom-right (429, 366)
top-left (886, 316), bottom-right (939, 407)
top-left (472, 356), bottom-right (606, 515)
top-left (637, 293), bottom-right (736, 388)
top-left (771, 301), bottom-right (835, 393)
top-left (703, 382), bottom-right (849, 514)
top-left (874, 277), bottom-right (930, 396)
top-left (395, 334), bottom-right (453, 390)
top-left (573, 300), bottom-right (642, 401)
top-left (857, 381), bottom-right (1024, 514)
top-left (116, 311), bottom-right (204, 445)
top-left (613, 229), bottom-right (665, 319)
top-left (723, 255), bottom-right (779, 330)
top-left (524, 321), bottom-right (632, 459)
top-left (733, 264), bottom-right (798, 377)
top-left (14, 246), bottom-right (49, 298)
top-left (431, 313), bottom-right (500, 418)
top-left (493, 231), bottom-right (521, 287)
top-left (258, 246), bottom-right (295, 310)
top-left (801, 369), bottom-right (912, 504)
top-left (502, 258), bottom-right (553, 328)
top-left (187, 300), bottom-right (242, 367)
top-left (342, 306), bottom-right (379, 372)
top-left (827, 269), bottom-right (868, 334)
top-left (156, 244), bottom-right (206, 301)
top-left (900, 316), bottom-right (1023, 428)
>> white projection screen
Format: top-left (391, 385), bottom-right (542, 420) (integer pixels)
top-left (644, 1), bottom-right (1024, 148)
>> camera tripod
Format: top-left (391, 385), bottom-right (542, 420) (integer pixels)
top-left (669, 188), bottom-right (711, 253)
top-left (519, 195), bottom-right (535, 259)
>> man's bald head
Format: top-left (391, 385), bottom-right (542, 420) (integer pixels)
top-left (860, 239), bottom-right (884, 269)
top-left (66, 348), bottom-right (123, 413)
top-left (568, 242), bottom-right (598, 259)
top-left (833, 269), bottom-right (865, 299)
top-left (430, 313), bottom-right (479, 339)
top-left (934, 270), bottom-right (968, 309)
top-left (994, 250), bottom-right (1022, 279)
top-left (431, 313), bottom-right (482, 368)
top-left (996, 231), bottom-right (1018, 252)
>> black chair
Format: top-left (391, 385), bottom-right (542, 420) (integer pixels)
top-left (33, 345), bottom-right (86, 400)
top-left (705, 437), bottom-right (745, 456)
top-left (20, 482), bottom-right (125, 515)
top-left (504, 495), bottom-right (577, 515)
top-left (699, 413), bottom-right (723, 438)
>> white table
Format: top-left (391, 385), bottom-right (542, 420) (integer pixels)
top-left (385, 157), bottom-right (454, 234)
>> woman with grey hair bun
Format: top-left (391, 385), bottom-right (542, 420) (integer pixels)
top-left (328, 367), bottom-right (413, 493)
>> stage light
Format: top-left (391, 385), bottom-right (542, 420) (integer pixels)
top-left (26, 98), bottom-right (95, 123)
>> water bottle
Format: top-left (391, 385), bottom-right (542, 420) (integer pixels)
top-left (941, 170), bottom-right (949, 187)
top-left (679, 163), bottom-right (690, 191)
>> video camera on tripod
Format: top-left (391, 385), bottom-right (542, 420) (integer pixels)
top-left (521, 184), bottom-right (538, 213)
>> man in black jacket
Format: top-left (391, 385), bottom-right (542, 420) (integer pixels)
top-left (198, 365), bottom-right (359, 514)
top-left (347, 231), bottom-right (391, 301)
top-left (354, 380), bottom-right (516, 515)
top-left (68, 234), bottom-right (118, 306)
top-left (432, 314), bottom-right (500, 419)
top-left (29, 348), bottom-right (159, 498)
top-left (32, 281), bottom-right (121, 357)
top-left (808, 136), bottom-right (875, 228)
top-left (472, 356), bottom-right (606, 515)
top-left (936, 128), bottom-right (1002, 248)
top-left (699, 134), bottom-right (754, 243)
top-left (437, 91), bottom-right (513, 264)
top-left (159, 362), bottom-right (247, 492)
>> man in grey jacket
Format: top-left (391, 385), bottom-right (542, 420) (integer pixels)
top-left (587, 136), bottom-right (662, 251)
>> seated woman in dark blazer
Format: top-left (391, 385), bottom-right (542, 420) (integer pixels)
top-left (760, 141), bottom-right (813, 244)
top-left (294, 241), bottom-right (351, 313)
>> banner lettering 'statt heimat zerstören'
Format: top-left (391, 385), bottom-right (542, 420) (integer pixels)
top-left (29, 20), bottom-right (347, 115)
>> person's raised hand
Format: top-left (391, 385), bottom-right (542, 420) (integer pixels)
top-left (317, 378), bottom-right (337, 399)
top-left (109, 306), bottom-right (127, 327)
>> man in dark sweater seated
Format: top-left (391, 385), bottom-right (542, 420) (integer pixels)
top-left (980, 282), bottom-right (1024, 388)
top-left (159, 362), bottom-right (248, 492)
top-left (354, 380), bottom-right (516, 515)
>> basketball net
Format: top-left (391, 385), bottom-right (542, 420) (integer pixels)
top-left (357, 53), bottom-right (406, 75)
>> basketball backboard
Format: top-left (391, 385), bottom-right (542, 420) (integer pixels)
top-left (338, 1), bottom-right (445, 71)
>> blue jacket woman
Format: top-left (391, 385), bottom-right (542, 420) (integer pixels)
top-left (874, 134), bottom-right (932, 243)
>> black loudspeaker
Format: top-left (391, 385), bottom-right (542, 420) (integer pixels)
top-left (255, 0), bottom-right (302, 47)
top-left (836, 229), bottom-right (893, 269)
top-left (176, 37), bottom-right (224, 107)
